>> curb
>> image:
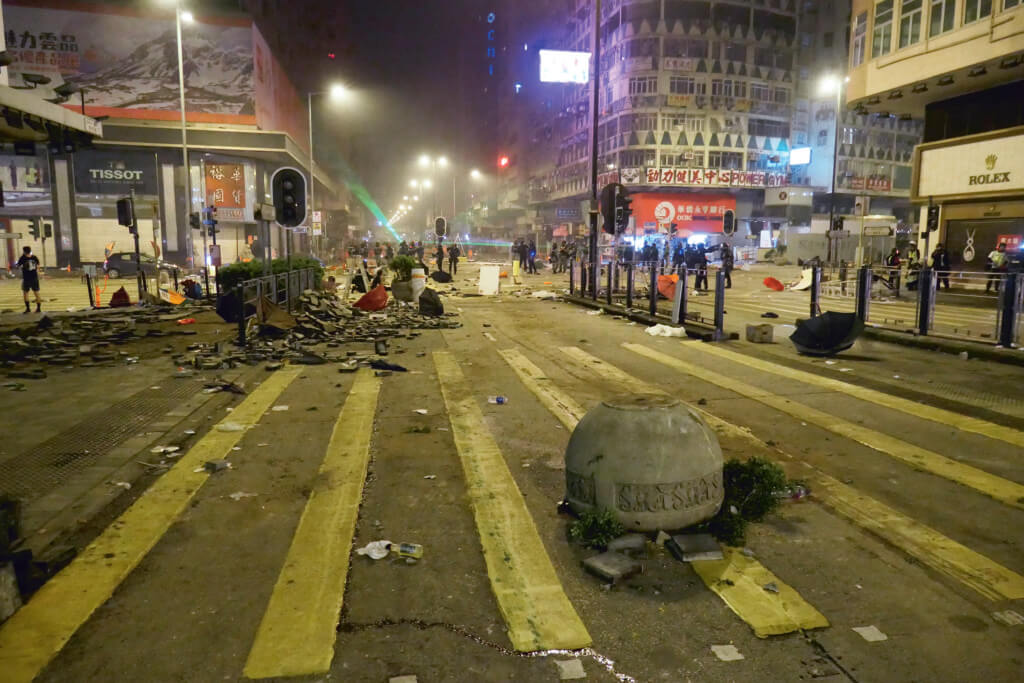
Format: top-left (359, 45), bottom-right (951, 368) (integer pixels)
top-left (862, 326), bottom-right (1024, 367)
top-left (562, 294), bottom-right (739, 341)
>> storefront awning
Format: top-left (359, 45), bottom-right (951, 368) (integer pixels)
top-left (0, 85), bottom-right (102, 142)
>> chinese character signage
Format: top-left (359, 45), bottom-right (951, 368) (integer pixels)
top-left (643, 167), bottom-right (786, 189)
top-left (205, 163), bottom-right (246, 221)
top-left (630, 193), bottom-right (737, 236)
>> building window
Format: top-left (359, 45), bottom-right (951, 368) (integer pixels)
top-left (629, 76), bottom-right (658, 95)
top-left (723, 42), bottom-right (746, 61)
top-left (664, 37), bottom-right (708, 59)
top-left (774, 87), bottom-right (790, 104)
top-left (669, 76), bottom-right (705, 95)
top-left (929, 0), bottom-right (955, 35)
top-left (750, 82), bottom-right (772, 101)
top-left (748, 118), bottom-right (791, 137)
top-left (898, 0), bottom-right (923, 47)
top-left (872, 1), bottom-right (894, 57)
top-left (852, 12), bottom-right (868, 66)
top-left (707, 151), bottom-right (744, 169)
top-left (1005, 0), bottom-right (1020, 9)
top-left (664, 114), bottom-right (706, 132)
top-left (754, 47), bottom-right (774, 67)
top-left (964, 0), bottom-right (993, 22)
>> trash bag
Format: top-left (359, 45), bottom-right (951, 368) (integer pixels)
top-left (419, 288), bottom-right (445, 317)
top-left (109, 286), bottom-right (132, 308)
top-left (354, 285), bottom-right (388, 311)
top-left (789, 312), bottom-right (864, 356)
top-left (430, 270), bottom-right (452, 283)
top-left (351, 273), bottom-right (368, 293)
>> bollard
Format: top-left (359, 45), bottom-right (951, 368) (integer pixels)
top-left (85, 273), bottom-right (95, 308)
top-left (855, 265), bottom-right (872, 322)
top-left (671, 267), bottom-right (688, 325)
top-left (713, 270), bottom-right (726, 340)
top-left (569, 259), bottom-right (575, 295)
top-left (810, 265), bottom-right (821, 318)
top-left (648, 263), bottom-right (658, 317)
top-left (606, 262), bottom-right (613, 305)
top-left (997, 272), bottom-right (1020, 347)
top-left (916, 267), bottom-right (935, 336)
top-left (625, 263), bottom-right (634, 309)
top-left (236, 284), bottom-right (246, 346)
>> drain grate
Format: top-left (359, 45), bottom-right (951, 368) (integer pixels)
top-left (0, 378), bottom-right (202, 502)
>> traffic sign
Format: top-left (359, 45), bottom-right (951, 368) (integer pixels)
top-left (864, 226), bottom-right (893, 236)
top-left (312, 210), bottom-right (323, 223)
top-left (0, 232), bottom-right (23, 239)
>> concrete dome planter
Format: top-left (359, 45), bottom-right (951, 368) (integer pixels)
top-left (565, 393), bottom-right (724, 532)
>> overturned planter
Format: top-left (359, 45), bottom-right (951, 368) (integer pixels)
top-left (565, 393), bottom-right (723, 532)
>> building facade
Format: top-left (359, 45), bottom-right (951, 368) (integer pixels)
top-left (845, 0), bottom-right (1024, 270)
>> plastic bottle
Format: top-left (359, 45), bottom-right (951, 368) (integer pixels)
top-left (488, 396), bottom-right (508, 404)
top-left (774, 485), bottom-right (810, 501)
top-left (391, 542), bottom-right (424, 559)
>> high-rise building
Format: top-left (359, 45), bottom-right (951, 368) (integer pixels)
top-left (845, 0), bottom-right (1024, 270)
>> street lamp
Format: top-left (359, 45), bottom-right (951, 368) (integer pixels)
top-left (307, 82), bottom-right (348, 255)
top-left (819, 73), bottom-right (850, 265)
top-left (470, 169), bottom-right (482, 180)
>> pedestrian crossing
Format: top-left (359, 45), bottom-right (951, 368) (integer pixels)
top-left (1, 329), bottom-right (1023, 679)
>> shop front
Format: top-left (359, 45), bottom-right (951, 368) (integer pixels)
top-left (913, 126), bottom-right (1024, 272)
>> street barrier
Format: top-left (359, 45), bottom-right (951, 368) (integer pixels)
top-left (234, 268), bottom-right (319, 345)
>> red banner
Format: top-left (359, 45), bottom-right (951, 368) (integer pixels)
top-left (630, 192), bottom-right (736, 236)
top-left (205, 163), bottom-right (245, 221)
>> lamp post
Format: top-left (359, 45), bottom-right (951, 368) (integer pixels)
top-left (819, 74), bottom-right (849, 265)
top-left (306, 83), bottom-right (347, 257)
top-left (162, 1), bottom-right (196, 270)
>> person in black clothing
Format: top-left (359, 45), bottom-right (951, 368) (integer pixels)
top-left (931, 243), bottom-right (951, 290)
top-left (516, 239), bottom-right (528, 271)
top-left (398, 241), bottom-right (409, 256)
top-left (527, 240), bottom-right (537, 274)
top-left (720, 242), bottom-right (734, 288)
top-left (435, 243), bottom-right (445, 272)
top-left (17, 245), bottom-right (41, 313)
top-left (385, 242), bottom-right (395, 260)
top-left (448, 243), bottom-right (461, 274)
top-left (416, 241), bottom-right (425, 261)
top-left (694, 244), bottom-right (709, 291)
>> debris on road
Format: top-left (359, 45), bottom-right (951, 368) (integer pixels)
top-left (670, 534), bottom-right (724, 562)
top-left (487, 395), bottom-right (508, 404)
top-left (711, 644), bottom-right (744, 662)
top-left (228, 491), bottom-right (257, 501)
top-left (762, 582), bottom-right (779, 594)
top-left (413, 408), bottom-right (428, 415)
top-left (271, 405), bottom-right (289, 412)
top-left (149, 446), bottom-right (180, 455)
top-left (388, 676), bottom-right (418, 683)
top-left (554, 658), bottom-right (587, 680)
top-left (371, 359), bottom-right (407, 372)
top-left (644, 324), bottom-right (686, 337)
top-left (852, 625), bottom-right (888, 642)
top-left (423, 475), bottom-right (437, 480)
top-left (202, 459), bottom-right (231, 473)
top-left (992, 610), bottom-right (1024, 626)
top-left (356, 540), bottom-right (393, 560)
top-left (606, 533), bottom-right (646, 555)
top-left (761, 312), bottom-right (779, 318)
top-left (582, 551), bottom-right (641, 583)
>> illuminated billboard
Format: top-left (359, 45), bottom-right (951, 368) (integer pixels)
top-left (790, 147), bottom-right (812, 165)
top-left (539, 50), bottom-right (591, 84)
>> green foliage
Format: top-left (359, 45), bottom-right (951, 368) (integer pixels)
top-left (216, 257), bottom-right (324, 291)
top-left (569, 508), bottom-right (625, 550)
top-left (389, 255), bottom-right (418, 281)
top-left (706, 457), bottom-right (789, 546)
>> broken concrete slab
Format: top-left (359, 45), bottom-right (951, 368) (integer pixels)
top-left (582, 551), bottom-right (641, 583)
top-left (554, 658), bottom-right (586, 680)
top-left (606, 533), bottom-right (647, 555)
top-left (671, 533), bottom-right (724, 562)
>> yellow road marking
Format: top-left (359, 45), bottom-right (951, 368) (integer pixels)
top-left (560, 346), bottom-right (1024, 601)
top-left (497, 348), bottom-right (585, 429)
top-left (501, 348), bottom-right (828, 636)
top-left (619, 343), bottom-right (1024, 511)
top-left (0, 367), bottom-right (302, 683)
top-left (244, 371), bottom-right (381, 678)
top-left (688, 342), bottom-right (1024, 450)
top-left (692, 548), bottom-right (830, 637)
top-left (434, 351), bottom-right (591, 651)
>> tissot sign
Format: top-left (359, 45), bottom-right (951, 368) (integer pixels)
top-left (74, 151), bottom-right (157, 195)
top-left (916, 131), bottom-right (1024, 200)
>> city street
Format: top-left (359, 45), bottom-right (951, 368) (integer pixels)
top-left (1, 262), bottom-right (1022, 682)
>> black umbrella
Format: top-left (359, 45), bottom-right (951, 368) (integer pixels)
top-left (789, 312), bottom-right (864, 356)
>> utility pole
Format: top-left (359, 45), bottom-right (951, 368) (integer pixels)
top-left (307, 91), bottom-right (316, 257)
top-left (588, 0), bottom-right (601, 300)
top-left (174, 3), bottom-right (193, 268)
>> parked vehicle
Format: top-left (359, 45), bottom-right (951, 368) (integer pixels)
top-left (103, 252), bottom-right (159, 279)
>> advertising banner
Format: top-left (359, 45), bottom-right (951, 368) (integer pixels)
top-left (0, 154), bottom-right (49, 193)
top-left (2, 2), bottom-right (254, 123)
top-left (74, 149), bottom-right (158, 195)
top-left (205, 163), bottom-right (246, 221)
top-left (644, 167), bottom-right (786, 189)
top-left (631, 193), bottom-right (736, 236)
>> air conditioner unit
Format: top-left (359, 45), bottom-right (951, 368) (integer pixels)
top-left (683, 150), bottom-right (695, 160)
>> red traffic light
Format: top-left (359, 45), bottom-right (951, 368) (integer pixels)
top-left (498, 155), bottom-right (510, 168)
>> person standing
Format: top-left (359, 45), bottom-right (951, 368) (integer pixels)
top-left (385, 242), bottom-right (395, 261)
top-left (931, 243), bottom-right (951, 290)
top-left (885, 247), bottom-right (901, 290)
top-left (17, 245), bottom-right (42, 313)
top-left (695, 244), bottom-right (709, 291)
top-left (398, 241), bottom-right (409, 257)
top-left (986, 242), bottom-right (1008, 294)
top-left (448, 243), bottom-right (461, 275)
top-left (435, 243), bottom-right (445, 273)
top-left (517, 239), bottom-right (528, 272)
top-left (416, 241), bottom-right (425, 262)
top-left (527, 239), bottom-right (538, 274)
top-left (720, 242), bottom-right (734, 288)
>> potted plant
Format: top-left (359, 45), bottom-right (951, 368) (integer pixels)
top-left (389, 255), bottom-right (418, 302)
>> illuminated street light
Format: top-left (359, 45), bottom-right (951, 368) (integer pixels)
top-left (470, 169), bottom-right (482, 180)
top-left (423, 179), bottom-right (432, 189)
top-left (329, 83), bottom-right (347, 100)
top-left (181, 9), bottom-right (194, 22)
top-left (410, 180), bottom-right (419, 188)
top-left (419, 154), bottom-right (431, 167)
top-left (438, 156), bottom-right (449, 167)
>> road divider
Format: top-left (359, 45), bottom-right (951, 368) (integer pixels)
top-left (244, 370), bottom-right (382, 679)
top-left (0, 367), bottom-right (303, 683)
top-left (434, 351), bottom-right (591, 651)
top-left (620, 343), bottom-right (1024, 511)
top-left (499, 347), bottom-right (829, 636)
top-left (559, 346), bottom-right (1024, 602)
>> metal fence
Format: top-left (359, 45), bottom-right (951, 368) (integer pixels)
top-left (234, 268), bottom-right (319, 344)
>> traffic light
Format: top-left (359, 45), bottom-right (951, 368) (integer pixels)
top-left (600, 183), bottom-right (631, 234)
top-left (832, 216), bottom-right (845, 232)
top-left (271, 167), bottom-right (307, 228)
top-left (202, 206), bottom-right (218, 237)
top-left (615, 188), bottom-right (632, 232)
top-left (43, 223), bottom-right (52, 239)
top-left (434, 216), bottom-right (447, 238)
top-left (498, 155), bottom-right (510, 169)
top-left (116, 197), bottom-right (136, 234)
top-left (28, 217), bottom-right (41, 239)
top-left (722, 209), bottom-right (736, 236)
top-left (926, 204), bottom-right (940, 232)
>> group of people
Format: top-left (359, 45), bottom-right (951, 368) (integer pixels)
top-left (631, 239), bottom-right (734, 290)
top-left (878, 241), bottom-right (1011, 294)
top-left (551, 241), bottom-right (578, 273)
top-left (512, 238), bottom-right (538, 274)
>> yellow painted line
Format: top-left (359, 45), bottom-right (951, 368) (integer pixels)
top-left (688, 342), bottom-right (1024, 450)
top-left (244, 371), bottom-right (381, 678)
top-left (433, 351), bottom-right (591, 651)
top-left (560, 347), bottom-right (1024, 601)
top-left (691, 548), bottom-right (829, 637)
top-left (0, 367), bottom-right (302, 683)
top-left (497, 348), bottom-right (585, 430)
top-left (502, 347), bottom-right (828, 636)
top-left (619, 343), bottom-right (1024, 511)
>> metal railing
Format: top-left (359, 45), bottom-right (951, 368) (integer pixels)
top-left (234, 268), bottom-right (319, 345)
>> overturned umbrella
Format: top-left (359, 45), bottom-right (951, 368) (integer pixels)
top-left (789, 311), bottom-right (864, 356)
